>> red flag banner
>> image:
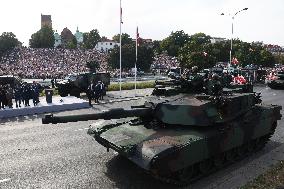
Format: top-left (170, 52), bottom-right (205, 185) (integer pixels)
top-left (232, 57), bottom-right (239, 65)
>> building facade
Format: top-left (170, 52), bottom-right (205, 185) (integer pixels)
top-left (95, 39), bottom-right (120, 53)
top-left (74, 27), bottom-right (83, 46)
top-left (54, 32), bottom-right (62, 48)
top-left (210, 37), bottom-right (226, 44)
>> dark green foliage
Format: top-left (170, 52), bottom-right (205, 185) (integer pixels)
top-left (160, 30), bottom-right (190, 57)
top-left (83, 29), bottom-right (101, 49)
top-left (152, 40), bottom-right (163, 54)
top-left (178, 34), bottom-right (275, 68)
top-left (0, 32), bottom-right (19, 57)
top-left (108, 81), bottom-right (155, 91)
top-left (107, 43), bottom-right (154, 71)
top-left (112, 33), bottom-right (133, 45)
top-left (29, 26), bottom-right (55, 48)
top-left (274, 54), bottom-right (284, 65)
top-left (66, 35), bottom-right (77, 49)
top-left (86, 60), bottom-right (100, 73)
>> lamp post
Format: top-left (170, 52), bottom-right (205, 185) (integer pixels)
top-left (221, 8), bottom-right (248, 68)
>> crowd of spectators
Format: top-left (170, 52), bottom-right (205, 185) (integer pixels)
top-left (0, 47), bottom-right (108, 79)
top-left (150, 53), bottom-right (180, 74)
top-left (0, 47), bottom-right (184, 79)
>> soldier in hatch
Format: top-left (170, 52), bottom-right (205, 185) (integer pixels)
top-left (207, 73), bottom-right (222, 96)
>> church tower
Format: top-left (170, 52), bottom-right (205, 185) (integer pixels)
top-left (41, 14), bottom-right (52, 28)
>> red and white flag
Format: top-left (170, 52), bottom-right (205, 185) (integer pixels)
top-left (232, 57), bottom-right (239, 65)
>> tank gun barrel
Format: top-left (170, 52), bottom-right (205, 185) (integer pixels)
top-left (42, 108), bottom-right (152, 124)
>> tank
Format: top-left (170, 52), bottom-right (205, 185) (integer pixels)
top-left (42, 90), bottom-right (282, 185)
top-left (266, 71), bottom-right (284, 89)
top-left (56, 72), bottom-right (110, 97)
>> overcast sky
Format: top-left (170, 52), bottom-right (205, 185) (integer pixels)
top-left (1, 0), bottom-right (283, 46)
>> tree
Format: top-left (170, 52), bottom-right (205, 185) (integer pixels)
top-left (101, 36), bottom-right (108, 41)
top-left (29, 26), bottom-right (55, 48)
top-left (274, 54), bottom-right (284, 65)
top-left (86, 60), bottom-right (100, 73)
top-left (66, 35), bottom-right (77, 49)
top-left (112, 33), bottom-right (133, 45)
top-left (160, 30), bottom-right (190, 57)
top-left (61, 27), bottom-right (74, 48)
top-left (259, 50), bottom-right (275, 67)
top-left (178, 33), bottom-right (213, 69)
top-left (107, 43), bottom-right (154, 71)
top-left (152, 40), bottom-right (162, 54)
top-left (83, 29), bottom-right (101, 49)
top-left (0, 32), bottom-right (19, 57)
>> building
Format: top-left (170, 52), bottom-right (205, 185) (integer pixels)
top-left (53, 27), bottom-right (85, 48)
top-left (74, 27), bottom-right (83, 46)
top-left (41, 14), bottom-right (52, 28)
top-left (95, 39), bottom-right (120, 53)
top-left (54, 31), bottom-right (62, 48)
top-left (264, 44), bottom-right (284, 55)
top-left (210, 37), bottom-right (226, 44)
top-left (60, 27), bottom-right (74, 48)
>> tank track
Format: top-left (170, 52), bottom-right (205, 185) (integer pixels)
top-left (152, 126), bottom-right (276, 186)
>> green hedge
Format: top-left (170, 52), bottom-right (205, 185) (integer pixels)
top-left (107, 81), bottom-right (155, 91)
top-left (39, 81), bottom-right (155, 96)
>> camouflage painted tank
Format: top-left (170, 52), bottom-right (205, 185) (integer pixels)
top-left (42, 91), bottom-right (282, 185)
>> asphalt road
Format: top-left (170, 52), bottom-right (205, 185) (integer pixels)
top-left (1, 86), bottom-right (284, 189)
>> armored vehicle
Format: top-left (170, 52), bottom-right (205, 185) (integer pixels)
top-left (56, 72), bottom-right (110, 97)
top-left (266, 71), bottom-right (284, 89)
top-left (0, 75), bottom-right (22, 88)
top-left (42, 89), bottom-right (282, 185)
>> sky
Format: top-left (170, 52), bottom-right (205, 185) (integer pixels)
top-left (0, 0), bottom-right (283, 46)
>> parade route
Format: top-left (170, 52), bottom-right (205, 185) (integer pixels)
top-left (1, 87), bottom-right (284, 189)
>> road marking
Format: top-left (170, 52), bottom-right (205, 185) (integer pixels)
top-left (74, 128), bottom-right (89, 132)
top-left (0, 178), bottom-right (11, 183)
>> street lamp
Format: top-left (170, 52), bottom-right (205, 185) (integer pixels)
top-left (221, 8), bottom-right (248, 68)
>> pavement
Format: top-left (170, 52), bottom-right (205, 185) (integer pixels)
top-left (0, 96), bottom-right (89, 119)
top-left (1, 87), bottom-right (284, 189)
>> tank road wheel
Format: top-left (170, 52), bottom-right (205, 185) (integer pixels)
top-left (225, 149), bottom-right (237, 162)
top-left (213, 153), bottom-right (225, 168)
top-left (255, 137), bottom-right (267, 151)
top-left (199, 159), bottom-right (212, 175)
top-left (246, 140), bottom-right (256, 153)
top-left (236, 145), bottom-right (247, 158)
top-left (177, 166), bottom-right (195, 182)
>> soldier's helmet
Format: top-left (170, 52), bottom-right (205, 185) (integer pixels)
top-left (212, 73), bottom-right (220, 80)
top-left (191, 66), bottom-right (198, 73)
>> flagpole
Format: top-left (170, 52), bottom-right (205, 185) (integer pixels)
top-left (135, 26), bottom-right (138, 93)
top-left (119, 0), bottom-right (122, 92)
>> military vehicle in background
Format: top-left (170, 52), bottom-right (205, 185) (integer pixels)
top-left (0, 75), bottom-right (22, 88)
top-left (42, 79), bottom-right (282, 185)
top-left (168, 67), bottom-right (182, 79)
top-left (266, 71), bottom-right (284, 89)
top-left (56, 72), bottom-right (110, 97)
